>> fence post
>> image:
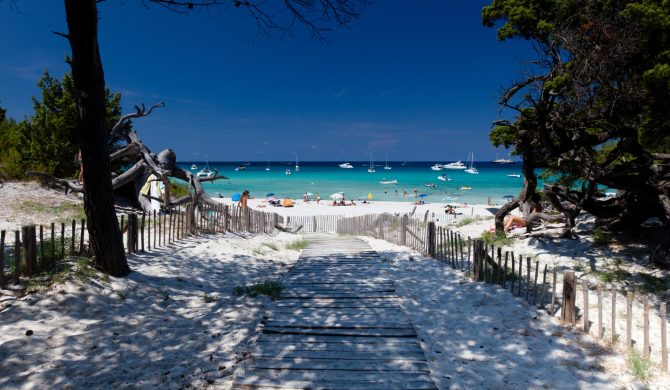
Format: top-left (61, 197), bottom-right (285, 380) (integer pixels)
top-left (14, 231), bottom-right (20, 284)
top-left (0, 230), bottom-right (5, 288)
top-left (127, 214), bottom-right (138, 255)
top-left (400, 215), bottom-right (407, 246)
top-left (70, 219), bottom-right (76, 256)
top-left (79, 219), bottom-right (85, 254)
top-left (643, 295), bottom-right (649, 359)
top-left (626, 291), bottom-right (633, 352)
top-left (561, 270), bottom-right (576, 327)
top-left (611, 289), bottom-right (617, 344)
top-left (29, 226), bottom-right (36, 274)
top-left (582, 280), bottom-right (590, 333)
top-left (427, 222), bottom-right (436, 258)
top-left (661, 302), bottom-right (667, 372)
top-left (21, 226), bottom-right (32, 277)
top-left (140, 214), bottom-right (145, 252)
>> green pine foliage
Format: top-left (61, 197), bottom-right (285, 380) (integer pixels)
top-left (0, 71), bottom-right (131, 180)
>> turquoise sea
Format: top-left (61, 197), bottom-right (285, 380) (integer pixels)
top-left (178, 161), bottom-right (525, 205)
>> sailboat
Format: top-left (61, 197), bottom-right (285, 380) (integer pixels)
top-left (295, 154), bottom-right (300, 172)
top-left (465, 152), bottom-right (479, 174)
top-left (265, 160), bottom-right (271, 171)
top-left (197, 152), bottom-right (214, 178)
top-left (384, 153), bottom-right (392, 170)
top-left (368, 153), bottom-right (376, 173)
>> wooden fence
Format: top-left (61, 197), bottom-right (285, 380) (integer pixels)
top-left (335, 213), bottom-right (669, 372)
top-left (0, 204), bottom-right (284, 290)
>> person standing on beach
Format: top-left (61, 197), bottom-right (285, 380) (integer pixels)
top-left (76, 149), bottom-right (84, 185)
top-left (413, 188), bottom-right (418, 198)
top-left (395, 189), bottom-right (398, 196)
top-left (239, 190), bottom-right (250, 208)
top-left (403, 190), bottom-right (408, 198)
top-left (384, 187), bottom-right (387, 194)
top-left (316, 193), bottom-right (321, 204)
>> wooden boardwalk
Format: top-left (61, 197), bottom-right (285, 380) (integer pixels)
top-left (233, 235), bottom-right (437, 390)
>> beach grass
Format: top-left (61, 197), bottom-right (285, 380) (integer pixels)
top-left (627, 349), bottom-right (652, 381)
top-left (16, 200), bottom-right (85, 223)
top-left (262, 242), bottom-right (279, 251)
top-left (481, 230), bottom-right (513, 247)
top-left (234, 280), bottom-right (283, 300)
top-left (286, 239), bottom-right (309, 251)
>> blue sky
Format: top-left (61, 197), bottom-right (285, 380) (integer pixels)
top-left (0, 0), bottom-right (529, 162)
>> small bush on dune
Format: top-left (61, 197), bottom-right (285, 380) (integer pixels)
top-left (481, 230), bottom-right (513, 247)
top-left (627, 349), bottom-right (652, 381)
top-left (234, 280), bottom-right (283, 300)
top-left (286, 239), bottom-right (308, 251)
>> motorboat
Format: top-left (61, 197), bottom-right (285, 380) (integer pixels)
top-left (493, 153), bottom-right (514, 164)
top-left (197, 167), bottom-right (214, 178)
top-left (442, 161), bottom-right (467, 170)
top-left (437, 174), bottom-right (451, 182)
top-left (424, 183), bottom-right (437, 188)
top-left (459, 186), bottom-right (472, 190)
top-left (339, 162), bottom-right (354, 169)
top-left (190, 164), bottom-right (197, 170)
top-left (265, 160), bottom-right (271, 171)
top-left (464, 152), bottom-right (479, 174)
top-left (507, 173), bottom-right (521, 178)
top-left (285, 169), bottom-right (292, 175)
top-left (368, 153), bottom-right (376, 173)
top-left (234, 165), bottom-right (246, 171)
top-left (431, 164), bottom-right (443, 171)
top-left (380, 179), bottom-right (397, 185)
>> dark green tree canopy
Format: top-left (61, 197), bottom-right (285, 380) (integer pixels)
top-left (483, 0), bottom-right (670, 265)
top-left (0, 71), bottom-right (131, 179)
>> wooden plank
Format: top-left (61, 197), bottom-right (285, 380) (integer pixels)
top-left (234, 369), bottom-right (436, 388)
top-left (611, 289), bottom-right (617, 344)
top-left (643, 295), bottom-right (650, 359)
top-left (250, 358), bottom-right (429, 372)
top-left (251, 349), bottom-right (427, 361)
top-left (263, 320), bottom-right (413, 329)
top-left (561, 270), bottom-right (576, 327)
top-left (256, 334), bottom-right (421, 345)
top-left (252, 341), bottom-right (423, 353)
top-left (263, 327), bottom-right (416, 337)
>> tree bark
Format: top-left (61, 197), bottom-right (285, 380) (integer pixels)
top-left (64, 0), bottom-right (129, 276)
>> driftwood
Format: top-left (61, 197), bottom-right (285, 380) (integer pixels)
top-left (27, 102), bottom-right (228, 217)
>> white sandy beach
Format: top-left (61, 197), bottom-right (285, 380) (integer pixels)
top-left (1, 182), bottom-right (669, 389)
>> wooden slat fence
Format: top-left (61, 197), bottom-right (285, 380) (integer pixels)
top-left (282, 214), bottom-right (344, 234)
top-left (0, 203), bottom-right (285, 290)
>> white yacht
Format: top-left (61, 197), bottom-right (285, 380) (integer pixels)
top-left (197, 153), bottom-right (214, 177)
top-left (339, 162), bottom-right (354, 169)
top-left (493, 153), bottom-right (514, 164)
top-left (295, 155), bottom-right (300, 172)
top-left (431, 164), bottom-right (443, 171)
top-left (465, 153), bottom-right (479, 175)
top-left (437, 174), bottom-right (451, 181)
top-left (380, 178), bottom-right (397, 185)
top-left (234, 165), bottom-right (245, 171)
top-left (442, 161), bottom-right (467, 170)
top-left (285, 169), bottom-right (292, 175)
top-left (197, 167), bottom-right (214, 178)
top-left (507, 173), bottom-right (521, 178)
top-left (191, 164), bottom-right (197, 170)
top-left (424, 183), bottom-right (437, 188)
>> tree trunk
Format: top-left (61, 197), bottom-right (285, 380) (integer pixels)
top-left (65, 0), bottom-right (129, 276)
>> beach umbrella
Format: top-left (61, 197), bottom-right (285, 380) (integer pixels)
top-left (231, 193), bottom-right (241, 201)
top-left (502, 194), bottom-right (515, 200)
top-left (282, 198), bottom-right (294, 207)
top-left (330, 193), bottom-right (344, 200)
top-left (418, 193), bottom-right (428, 198)
top-left (265, 192), bottom-right (275, 197)
top-left (367, 193), bottom-right (373, 200)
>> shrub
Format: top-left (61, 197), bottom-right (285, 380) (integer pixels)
top-left (234, 280), bottom-right (283, 300)
top-left (286, 239), bottom-right (309, 251)
top-left (481, 230), bottom-right (513, 247)
top-left (627, 349), bottom-right (652, 381)
top-left (592, 228), bottom-right (613, 246)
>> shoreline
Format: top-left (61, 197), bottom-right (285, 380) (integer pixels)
top-left (212, 197), bottom-right (501, 219)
